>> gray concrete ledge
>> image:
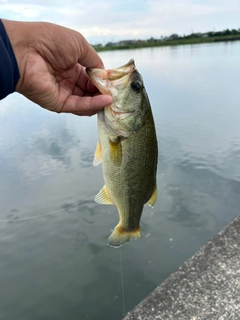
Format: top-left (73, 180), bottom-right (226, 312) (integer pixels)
top-left (123, 214), bottom-right (240, 320)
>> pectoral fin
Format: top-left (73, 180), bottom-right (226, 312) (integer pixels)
top-left (93, 141), bottom-right (102, 166)
top-left (109, 138), bottom-right (122, 166)
top-left (95, 185), bottom-right (113, 205)
top-left (146, 185), bottom-right (157, 208)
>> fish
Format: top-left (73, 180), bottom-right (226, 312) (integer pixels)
top-left (86, 59), bottom-right (158, 247)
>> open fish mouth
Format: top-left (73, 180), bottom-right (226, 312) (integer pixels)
top-left (86, 59), bottom-right (136, 95)
top-left (87, 60), bottom-right (138, 121)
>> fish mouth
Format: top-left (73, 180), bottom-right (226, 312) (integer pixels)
top-left (87, 60), bottom-right (136, 118)
top-left (87, 59), bottom-right (137, 136)
top-left (86, 59), bottom-right (136, 94)
top-left (86, 68), bottom-right (110, 94)
top-left (86, 59), bottom-right (135, 79)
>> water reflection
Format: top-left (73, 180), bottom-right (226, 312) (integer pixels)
top-left (0, 42), bottom-right (240, 320)
top-left (80, 147), bottom-right (95, 167)
top-left (26, 125), bottom-right (80, 170)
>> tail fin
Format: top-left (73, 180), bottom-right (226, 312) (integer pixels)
top-left (107, 224), bottom-right (141, 248)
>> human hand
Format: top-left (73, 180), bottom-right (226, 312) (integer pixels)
top-left (2, 19), bottom-right (112, 116)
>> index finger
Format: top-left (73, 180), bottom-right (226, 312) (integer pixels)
top-left (76, 33), bottom-right (104, 69)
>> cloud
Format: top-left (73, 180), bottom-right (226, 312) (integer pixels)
top-left (0, 0), bottom-right (239, 43)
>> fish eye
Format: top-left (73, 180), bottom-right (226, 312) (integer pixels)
top-left (131, 81), bottom-right (142, 93)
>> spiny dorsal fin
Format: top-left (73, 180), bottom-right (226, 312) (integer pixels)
top-left (109, 137), bottom-right (122, 166)
top-left (146, 184), bottom-right (157, 208)
top-left (95, 185), bottom-right (113, 205)
top-left (93, 141), bottom-right (102, 166)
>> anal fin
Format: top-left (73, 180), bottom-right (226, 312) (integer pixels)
top-left (95, 185), bottom-right (113, 205)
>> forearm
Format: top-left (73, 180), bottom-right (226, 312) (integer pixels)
top-left (0, 19), bottom-right (20, 99)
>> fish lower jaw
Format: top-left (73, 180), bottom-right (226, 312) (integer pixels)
top-left (111, 108), bottom-right (134, 117)
top-left (107, 224), bottom-right (141, 248)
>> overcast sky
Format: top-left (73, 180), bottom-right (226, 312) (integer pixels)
top-left (1, 0), bottom-right (239, 44)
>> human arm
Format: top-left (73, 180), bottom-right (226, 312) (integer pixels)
top-left (0, 20), bottom-right (20, 100)
top-left (1, 19), bottom-right (112, 116)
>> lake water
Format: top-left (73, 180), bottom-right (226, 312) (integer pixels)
top-left (0, 41), bottom-right (240, 320)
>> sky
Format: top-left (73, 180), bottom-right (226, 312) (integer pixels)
top-left (0, 0), bottom-right (239, 44)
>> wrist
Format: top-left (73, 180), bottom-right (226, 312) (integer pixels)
top-left (1, 19), bottom-right (30, 92)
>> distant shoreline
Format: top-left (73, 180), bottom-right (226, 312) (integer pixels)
top-left (93, 35), bottom-right (240, 52)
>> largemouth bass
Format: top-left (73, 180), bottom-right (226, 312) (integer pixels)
top-left (86, 59), bottom-right (158, 247)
